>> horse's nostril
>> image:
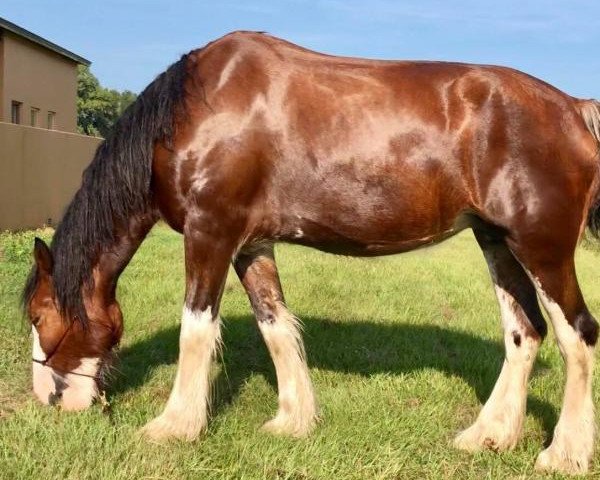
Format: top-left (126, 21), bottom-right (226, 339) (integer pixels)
top-left (48, 391), bottom-right (62, 406)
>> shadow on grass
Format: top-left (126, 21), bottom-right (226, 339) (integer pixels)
top-left (110, 314), bottom-right (557, 441)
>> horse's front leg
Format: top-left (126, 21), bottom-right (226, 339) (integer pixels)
top-left (141, 223), bottom-right (235, 441)
top-left (454, 230), bottom-right (547, 452)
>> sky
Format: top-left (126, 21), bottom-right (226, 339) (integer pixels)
top-left (1, 1), bottom-right (599, 97)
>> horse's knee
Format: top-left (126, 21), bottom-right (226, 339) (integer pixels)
top-left (253, 297), bottom-right (279, 324)
top-left (573, 309), bottom-right (599, 346)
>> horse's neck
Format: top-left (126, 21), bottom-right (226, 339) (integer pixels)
top-left (93, 212), bottom-right (158, 301)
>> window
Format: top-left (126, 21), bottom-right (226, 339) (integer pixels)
top-left (11, 101), bottom-right (22, 124)
top-left (30, 107), bottom-right (40, 127)
top-left (47, 111), bottom-right (56, 130)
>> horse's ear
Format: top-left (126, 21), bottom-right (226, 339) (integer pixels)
top-left (33, 237), bottom-right (53, 276)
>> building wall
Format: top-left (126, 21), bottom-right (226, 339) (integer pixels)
top-left (0, 121), bottom-right (101, 231)
top-left (0, 34), bottom-right (4, 121)
top-left (1, 31), bottom-right (78, 132)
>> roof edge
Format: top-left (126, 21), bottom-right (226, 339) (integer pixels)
top-left (0, 17), bottom-right (91, 66)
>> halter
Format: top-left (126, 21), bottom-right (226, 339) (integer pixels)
top-left (32, 318), bottom-right (99, 380)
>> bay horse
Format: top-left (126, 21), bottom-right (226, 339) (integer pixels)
top-left (23, 31), bottom-right (600, 474)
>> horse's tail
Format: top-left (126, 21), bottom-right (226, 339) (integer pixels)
top-left (579, 99), bottom-right (600, 143)
top-left (578, 99), bottom-right (600, 237)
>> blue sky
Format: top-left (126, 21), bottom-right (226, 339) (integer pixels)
top-left (1, 1), bottom-right (598, 97)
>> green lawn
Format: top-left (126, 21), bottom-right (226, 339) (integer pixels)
top-left (1, 224), bottom-right (599, 479)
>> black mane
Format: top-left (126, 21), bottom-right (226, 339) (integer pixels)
top-left (22, 53), bottom-right (190, 324)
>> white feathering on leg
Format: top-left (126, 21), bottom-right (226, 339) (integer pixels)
top-left (141, 306), bottom-right (221, 441)
top-left (259, 303), bottom-right (317, 437)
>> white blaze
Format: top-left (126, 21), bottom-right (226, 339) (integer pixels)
top-left (31, 327), bottom-right (100, 411)
top-left (32, 327), bottom-right (54, 404)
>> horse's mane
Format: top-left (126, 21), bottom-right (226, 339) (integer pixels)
top-left (22, 53), bottom-right (191, 325)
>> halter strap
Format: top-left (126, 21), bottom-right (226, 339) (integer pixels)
top-left (32, 319), bottom-right (99, 380)
top-left (32, 357), bottom-right (99, 379)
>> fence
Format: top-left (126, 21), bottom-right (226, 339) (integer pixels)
top-left (0, 121), bottom-right (102, 231)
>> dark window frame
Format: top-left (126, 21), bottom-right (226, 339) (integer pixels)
top-left (11, 100), bottom-right (22, 124)
top-left (47, 111), bottom-right (56, 130)
top-left (30, 107), bottom-right (40, 127)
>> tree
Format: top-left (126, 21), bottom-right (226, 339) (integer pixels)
top-left (77, 65), bottom-right (137, 138)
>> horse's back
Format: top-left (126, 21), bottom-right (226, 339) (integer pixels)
top-left (156, 32), bottom-right (599, 253)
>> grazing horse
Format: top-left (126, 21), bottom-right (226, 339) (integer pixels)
top-left (23, 31), bottom-right (600, 474)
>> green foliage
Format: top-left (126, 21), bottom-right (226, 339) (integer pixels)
top-left (0, 230), bottom-right (38, 263)
top-left (0, 229), bottom-right (52, 301)
top-left (581, 233), bottom-right (600, 254)
top-left (77, 65), bottom-right (137, 138)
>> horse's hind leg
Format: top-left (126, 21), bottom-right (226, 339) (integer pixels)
top-left (454, 229), bottom-right (547, 452)
top-left (234, 244), bottom-right (318, 437)
top-left (508, 237), bottom-right (598, 474)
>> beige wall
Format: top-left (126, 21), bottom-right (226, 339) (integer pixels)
top-left (0, 121), bottom-right (101, 231)
top-left (0, 35), bottom-right (4, 123)
top-left (1, 31), bottom-right (78, 132)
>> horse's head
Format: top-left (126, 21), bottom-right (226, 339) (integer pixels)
top-left (25, 238), bottom-right (123, 410)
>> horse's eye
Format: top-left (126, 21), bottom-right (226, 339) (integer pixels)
top-left (31, 316), bottom-right (41, 326)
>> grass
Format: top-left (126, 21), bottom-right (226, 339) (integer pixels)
top-left (1, 224), bottom-right (600, 479)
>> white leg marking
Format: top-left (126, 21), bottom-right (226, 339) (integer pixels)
top-left (259, 304), bottom-right (317, 437)
top-left (528, 278), bottom-right (595, 475)
top-left (141, 307), bottom-right (221, 441)
top-left (455, 286), bottom-right (539, 452)
top-left (32, 327), bottom-right (99, 410)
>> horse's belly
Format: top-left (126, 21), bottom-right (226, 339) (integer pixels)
top-left (275, 158), bottom-right (470, 255)
top-left (286, 225), bottom-right (464, 256)
top-left (278, 201), bottom-right (471, 256)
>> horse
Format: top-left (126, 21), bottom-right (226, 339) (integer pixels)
top-left (22, 31), bottom-right (600, 474)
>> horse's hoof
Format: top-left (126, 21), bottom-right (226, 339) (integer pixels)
top-left (453, 421), bottom-right (518, 453)
top-left (261, 412), bottom-right (316, 438)
top-left (534, 444), bottom-right (590, 475)
top-left (140, 414), bottom-right (205, 443)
